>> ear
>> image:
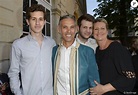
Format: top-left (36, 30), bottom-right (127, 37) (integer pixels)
top-left (77, 25), bottom-right (79, 32)
top-left (26, 19), bottom-right (29, 26)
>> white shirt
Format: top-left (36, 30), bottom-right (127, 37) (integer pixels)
top-left (57, 40), bottom-right (76, 95)
top-left (76, 34), bottom-right (98, 52)
top-left (8, 34), bottom-right (56, 95)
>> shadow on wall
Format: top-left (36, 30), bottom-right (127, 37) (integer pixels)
top-left (0, 32), bottom-right (29, 73)
top-left (0, 43), bottom-right (11, 73)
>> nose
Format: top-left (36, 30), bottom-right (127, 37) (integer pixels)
top-left (36, 19), bottom-right (40, 25)
top-left (97, 29), bottom-right (100, 33)
top-left (86, 28), bottom-right (89, 32)
top-left (87, 28), bottom-right (92, 34)
top-left (88, 28), bottom-right (92, 32)
top-left (67, 28), bottom-right (71, 33)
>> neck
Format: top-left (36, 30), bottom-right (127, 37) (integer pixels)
top-left (63, 39), bottom-right (75, 48)
top-left (98, 39), bottom-right (112, 50)
top-left (31, 32), bottom-right (43, 46)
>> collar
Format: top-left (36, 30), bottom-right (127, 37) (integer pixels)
top-left (76, 34), bottom-right (96, 44)
top-left (27, 33), bottom-right (45, 41)
top-left (60, 39), bottom-right (77, 49)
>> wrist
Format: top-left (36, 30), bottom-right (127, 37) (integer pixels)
top-left (103, 83), bottom-right (116, 93)
top-left (103, 85), bottom-right (109, 94)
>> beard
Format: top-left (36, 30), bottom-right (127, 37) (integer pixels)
top-left (79, 32), bottom-right (89, 40)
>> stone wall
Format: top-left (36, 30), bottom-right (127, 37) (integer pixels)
top-left (0, 0), bottom-right (22, 73)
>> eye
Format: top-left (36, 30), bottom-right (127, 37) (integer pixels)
top-left (63, 26), bottom-right (67, 29)
top-left (89, 27), bottom-right (92, 29)
top-left (94, 28), bottom-right (98, 30)
top-left (83, 26), bottom-right (87, 29)
top-left (101, 28), bottom-right (105, 30)
top-left (31, 18), bottom-right (36, 20)
top-left (39, 18), bottom-right (44, 21)
top-left (71, 26), bottom-right (75, 29)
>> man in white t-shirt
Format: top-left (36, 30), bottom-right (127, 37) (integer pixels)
top-left (76, 14), bottom-right (97, 52)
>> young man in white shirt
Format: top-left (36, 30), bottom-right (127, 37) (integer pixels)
top-left (76, 14), bottom-right (97, 52)
top-left (8, 4), bottom-right (56, 95)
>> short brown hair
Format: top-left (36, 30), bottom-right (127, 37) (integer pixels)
top-left (26, 4), bottom-right (46, 20)
top-left (77, 14), bottom-right (94, 28)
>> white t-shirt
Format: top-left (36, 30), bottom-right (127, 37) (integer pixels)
top-left (76, 34), bottom-right (98, 52)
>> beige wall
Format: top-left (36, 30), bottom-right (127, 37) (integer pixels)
top-left (0, 0), bottom-right (22, 73)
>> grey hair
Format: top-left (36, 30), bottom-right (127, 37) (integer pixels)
top-left (58, 14), bottom-right (76, 25)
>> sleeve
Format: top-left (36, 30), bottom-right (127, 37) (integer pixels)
top-left (110, 43), bottom-right (136, 92)
top-left (8, 42), bottom-right (23, 95)
top-left (132, 55), bottom-right (138, 88)
top-left (88, 48), bottom-right (100, 87)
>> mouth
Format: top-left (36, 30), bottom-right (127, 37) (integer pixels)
top-left (84, 33), bottom-right (91, 37)
top-left (66, 34), bottom-right (71, 37)
top-left (35, 26), bottom-right (41, 29)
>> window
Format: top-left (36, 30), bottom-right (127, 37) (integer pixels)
top-left (45, 0), bottom-right (50, 3)
top-left (46, 9), bottom-right (51, 36)
top-left (23, 0), bottom-right (29, 32)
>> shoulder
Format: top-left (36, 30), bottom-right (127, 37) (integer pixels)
top-left (110, 41), bottom-right (126, 50)
top-left (79, 44), bottom-right (92, 49)
top-left (44, 36), bottom-right (55, 42)
top-left (89, 38), bottom-right (96, 42)
top-left (12, 36), bottom-right (28, 47)
top-left (44, 36), bottom-right (56, 45)
top-left (78, 44), bottom-right (95, 59)
top-left (109, 41), bottom-right (130, 55)
top-left (110, 41), bottom-right (121, 46)
top-left (79, 44), bottom-right (94, 53)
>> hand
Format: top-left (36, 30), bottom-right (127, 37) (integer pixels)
top-left (90, 80), bottom-right (105, 95)
top-left (0, 82), bottom-right (8, 93)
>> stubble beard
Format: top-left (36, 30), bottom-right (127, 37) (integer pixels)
top-left (79, 32), bottom-right (89, 41)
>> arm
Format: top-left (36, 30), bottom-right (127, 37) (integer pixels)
top-left (110, 43), bottom-right (136, 92)
top-left (102, 83), bottom-right (115, 93)
top-left (88, 48), bottom-right (100, 87)
top-left (8, 43), bottom-right (22, 95)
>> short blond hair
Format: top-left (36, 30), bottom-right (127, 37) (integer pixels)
top-left (93, 18), bottom-right (109, 30)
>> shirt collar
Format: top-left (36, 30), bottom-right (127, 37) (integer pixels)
top-left (60, 39), bottom-right (77, 49)
top-left (76, 34), bottom-right (96, 44)
top-left (27, 33), bottom-right (45, 41)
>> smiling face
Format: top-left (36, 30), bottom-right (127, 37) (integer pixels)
top-left (93, 21), bottom-right (108, 41)
top-left (58, 18), bottom-right (77, 47)
top-left (79, 20), bottom-right (93, 40)
top-left (26, 11), bottom-right (46, 34)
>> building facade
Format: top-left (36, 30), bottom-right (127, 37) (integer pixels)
top-left (0, 0), bottom-right (86, 73)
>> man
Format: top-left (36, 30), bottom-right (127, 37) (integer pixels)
top-left (76, 14), bottom-right (97, 52)
top-left (8, 4), bottom-right (56, 95)
top-left (52, 14), bottom-right (100, 95)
